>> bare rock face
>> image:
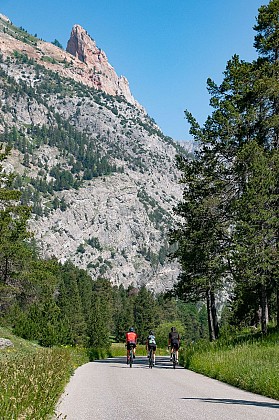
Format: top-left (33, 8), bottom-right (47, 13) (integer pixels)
top-left (66, 25), bottom-right (137, 106)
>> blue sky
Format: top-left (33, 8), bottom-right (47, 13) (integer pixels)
top-left (1, 0), bottom-right (269, 141)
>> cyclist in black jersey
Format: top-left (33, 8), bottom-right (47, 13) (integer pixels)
top-left (168, 326), bottom-right (180, 364)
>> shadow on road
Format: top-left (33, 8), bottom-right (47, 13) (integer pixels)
top-left (93, 356), bottom-right (184, 369)
top-left (181, 397), bottom-right (279, 409)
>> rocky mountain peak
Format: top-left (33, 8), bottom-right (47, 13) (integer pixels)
top-left (66, 24), bottom-right (138, 106)
top-left (66, 24), bottom-right (105, 65)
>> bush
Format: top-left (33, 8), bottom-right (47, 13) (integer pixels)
top-left (88, 347), bottom-right (112, 361)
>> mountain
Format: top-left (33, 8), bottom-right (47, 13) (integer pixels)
top-left (0, 15), bottom-right (187, 292)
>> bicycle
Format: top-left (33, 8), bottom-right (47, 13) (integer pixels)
top-left (169, 346), bottom-right (178, 369)
top-left (127, 345), bottom-right (134, 368)
top-left (148, 347), bottom-right (154, 369)
top-left (171, 349), bottom-right (177, 369)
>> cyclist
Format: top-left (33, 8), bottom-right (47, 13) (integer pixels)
top-left (125, 327), bottom-right (137, 363)
top-left (168, 326), bottom-right (180, 364)
top-left (146, 330), bottom-right (157, 365)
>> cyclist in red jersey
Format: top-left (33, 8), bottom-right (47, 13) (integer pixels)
top-left (126, 327), bottom-right (137, 361)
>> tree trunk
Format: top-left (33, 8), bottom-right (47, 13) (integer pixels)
top-left (210, 289), bottom-right (219, 339)
top-left (277, 286), bottom-right (279, 328)
top-left (260, 284), bottom-right (268, 335)
top-left (206, 287), bottom-right (218, 341)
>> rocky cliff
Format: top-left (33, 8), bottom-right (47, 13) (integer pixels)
top-left (0, 15), bottom-right (186, 292)
top-left (66, 24), bottom-right (138, 106)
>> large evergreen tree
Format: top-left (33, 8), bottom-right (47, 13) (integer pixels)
top-left (232, 142), bottom-right (278, 333)
top-left (58, 262), bottom-right (87, 345)
top-left (0, 145), bottom-right (32, 314)
top-left (171, 0), bottom-right (279, 335)
top-left (88, 279), bottom-right (113, 349)
top-left (133, 286), bottom-right (158, 343)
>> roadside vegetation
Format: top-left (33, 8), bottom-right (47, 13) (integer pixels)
top-left (180, 327), bottom-right (279, 400)
top-left (0, 326), bottom-right (89, 419)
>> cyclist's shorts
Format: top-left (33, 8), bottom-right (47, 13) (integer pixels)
top-left (127, 341), bottom-right (136, 349)
top-left (148, 344), bottom-right (157, 351)
top-left (171, 340), bottom-right (179, 350)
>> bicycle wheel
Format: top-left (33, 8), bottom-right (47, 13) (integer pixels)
top-left (149, 349), bottom-right (153, 369)
top-left (129, 348), bottom-right (133, 368)
top-left (172, 352), bottom-right (176, 369)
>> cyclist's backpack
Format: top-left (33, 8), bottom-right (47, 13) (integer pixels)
top-left (148, 334), bottom-right (156, 345)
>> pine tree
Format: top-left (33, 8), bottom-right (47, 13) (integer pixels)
top-left (112, 284), bottom-right (134, 342)
top-left (232, 142), bottom-right (278, 333)
top-left (58, 263), bottom-right (87, 345)
top-left (172, 1), bottom-right (279, 335)
top-left (88, 279), bottom-right (113, 349)
top-left (170, 150), bottom-right (228, 340)
top-left (0, 145), bottom-right (32, 312)
top-left (133, 286), bottom-right (158, 343)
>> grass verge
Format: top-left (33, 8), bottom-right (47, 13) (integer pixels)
top-left (180, 329), bottom-right (279, 400)
top-left (0, 326), bottom-right (89, 419)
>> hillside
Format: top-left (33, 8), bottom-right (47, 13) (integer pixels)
top-left (0, 14), bottom-right (187, 292)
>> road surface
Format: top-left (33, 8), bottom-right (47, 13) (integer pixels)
top-left (54, 356), bottom-right (279, 419)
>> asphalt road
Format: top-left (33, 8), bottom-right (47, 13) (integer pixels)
top-left (54, 356), bottom-right (279, 420)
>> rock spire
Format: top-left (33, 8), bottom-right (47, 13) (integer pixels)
top-left (66, 24), bottom-right (137, 105)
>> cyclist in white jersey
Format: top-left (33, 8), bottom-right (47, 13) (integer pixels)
top-left (146, 330), bottom-right (157, 365)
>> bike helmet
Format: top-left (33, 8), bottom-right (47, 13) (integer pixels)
top-left (129, 327), bottom-right (134, 332)
top-left (171, 326), bottom-right (176, 332)
top-left (149, 330), bottom-right (154, 335)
